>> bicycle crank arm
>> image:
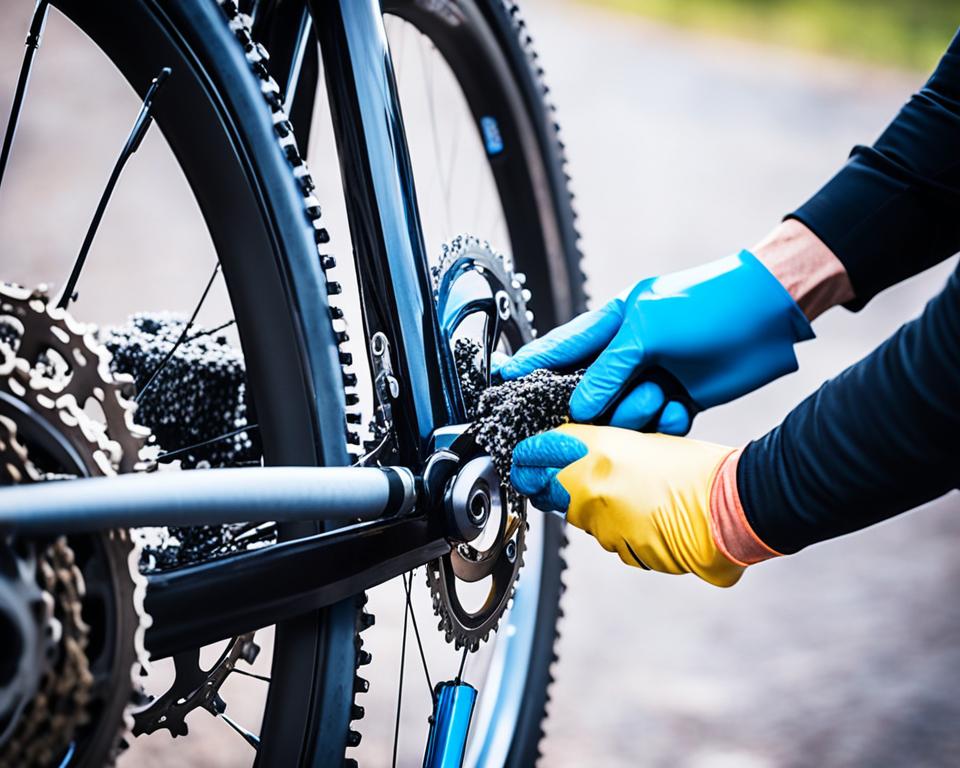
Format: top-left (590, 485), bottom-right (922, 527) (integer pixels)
top-left (0, 466), bottom-right (415, 535)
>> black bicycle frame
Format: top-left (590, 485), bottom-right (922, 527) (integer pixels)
top-left (0, 0), bottom-right (472, 659)
top-left (316, 0), bottom-right (465, 459)
top-left (146, 0), bottom-right (467, 656)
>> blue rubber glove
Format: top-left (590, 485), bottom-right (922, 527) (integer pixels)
top-left (498, 251), bottom-right (813, 433)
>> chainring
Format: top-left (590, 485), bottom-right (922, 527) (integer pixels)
top-left (0, 284), bottom-right (151, 767)
top-left (426, 235), bottom-right (536, 651)
top-left (133, 633), bottom-right (260, 738)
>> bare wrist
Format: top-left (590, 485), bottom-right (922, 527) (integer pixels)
top-left (752, 219), bottom-right (854, 321)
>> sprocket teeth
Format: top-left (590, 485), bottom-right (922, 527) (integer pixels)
top-left (0, 286), bottom-right (155, 765)
top-left (358, 610), bottom-right (375, 632)
top-left (426, 238), bottom-right (534, 652)
top-left (1, 284), bottom-right (152, 477)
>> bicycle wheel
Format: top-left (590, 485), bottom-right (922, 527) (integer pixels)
top-left (293, 1), bottom-right (587, 764)
top-left (1, 0), bottom-right (358, 764)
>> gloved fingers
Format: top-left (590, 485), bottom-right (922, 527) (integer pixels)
top-left (607, 380), bottom-right (666, 430)
top-left (656, 400), bottom-right (692, 435)
top-left (528, 478), bottom-right (573, 513)
top-left (510, 464), bottom-right (552, 497)
top-left (617, 541), bottom-right (653, 570)
top-left (511, 431), bottom-right (590, 469)
top-left (488, 350), bottom-right (510, 377)
top-left (510, 466), bottom-right (573, 513)
top-left (511, 431), bottom-right (589, 513)
top-left (496, 305), bottom-right (623, 380)
top-left (570, 325), bottom-right (647, 422)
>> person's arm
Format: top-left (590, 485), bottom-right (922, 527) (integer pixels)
top-left (787, 28), bottom-right (960, 310)
top-left (736, 260), bottom-right (960, 554)
top-left (752, 219), bottom-right (854, 321)
top-left (510, 262), bottom-right (960, 585)
top-left (500, 30), bottom-right (960, 434)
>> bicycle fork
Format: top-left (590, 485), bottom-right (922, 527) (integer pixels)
top-left (423, 681), bottom-right (478, 768)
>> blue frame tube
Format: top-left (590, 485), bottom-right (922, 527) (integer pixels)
top-left (312, 0), bottom-right (462, 464)
top-left (423, 682), bottom-right (478, 768)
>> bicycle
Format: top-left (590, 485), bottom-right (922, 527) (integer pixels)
top-left (0, 0), bottom-right (585, 765)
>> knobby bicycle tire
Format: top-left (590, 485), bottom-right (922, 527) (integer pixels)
top-left (45, 0), bottom-right (359, 764)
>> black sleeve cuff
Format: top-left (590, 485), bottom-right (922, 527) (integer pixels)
top-left (737, 264), bottom-right (960, 555)
top-left (787, 29), bottom-right (960, 311)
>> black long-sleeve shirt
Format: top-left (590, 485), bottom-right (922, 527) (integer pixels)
top-left (738, 29), bottom-right (960, 553)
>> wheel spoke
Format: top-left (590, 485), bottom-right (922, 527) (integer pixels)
top-left (443, 103), bottom-right (462, 219)
top-left (57, 68), bottom-right (171, 309)
top-left (472, 162), bottom-right (488, 233)
top-left (153, 423), bottom-right (258, 465)
top-left (403, 570), bottom-right (435, 700)
top-left (232, 521), bottom-right (274, 542)
top-left (418, 33), bottom-right (451, 236)
top-left (391, 573), bottom-right (411, 768)
top-left (487, 202), bottom-right (506, 249)
top-left (221, 713), bottom-right (260, 751)
top-left (135, 262), bottom-right (223, 402)
top-left (232, 668), bottom-right (271, 683)
top-left (0, 0), bottom-right (51, 195)
top-left (187, 318), bottom-right (236, 342)
top-left (455, 644), bottom-right (468, 684)
top-left (281, 10), bottom-right (314, 115)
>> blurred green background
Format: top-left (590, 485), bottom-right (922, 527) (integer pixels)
top-left (582, 0), bottom-right (957, 70)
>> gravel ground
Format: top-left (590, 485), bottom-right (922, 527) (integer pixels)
top-left (1, 1), bottom-right (958, 766)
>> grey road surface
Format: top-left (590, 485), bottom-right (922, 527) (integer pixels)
top-left (1, 1), bottom-right (958, 766)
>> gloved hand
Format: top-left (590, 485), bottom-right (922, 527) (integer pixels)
top-left (511, 423), bottom-right (746, 587)
top-left (498, 251), bottom-right (813, 434)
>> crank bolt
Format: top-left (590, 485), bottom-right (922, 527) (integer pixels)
top-left (505, 539), bottom-right (517, 563)
top-left (467, 486), bottom-right (490, 526)
top-left (495, 290), bottom-right (512, 321)
top-left (443, 456), bottom-right (499, 543)
top-left (240, 639), bottom-right (261, 664)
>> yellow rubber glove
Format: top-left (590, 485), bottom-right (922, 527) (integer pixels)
top-left (511, 423), bottom-right (744, 587)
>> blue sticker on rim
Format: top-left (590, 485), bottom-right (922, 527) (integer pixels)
top-left (480, 115), bottom-right (504, 156)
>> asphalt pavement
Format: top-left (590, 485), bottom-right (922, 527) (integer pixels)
top-left (1, 1), bottom-right (958, 766)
